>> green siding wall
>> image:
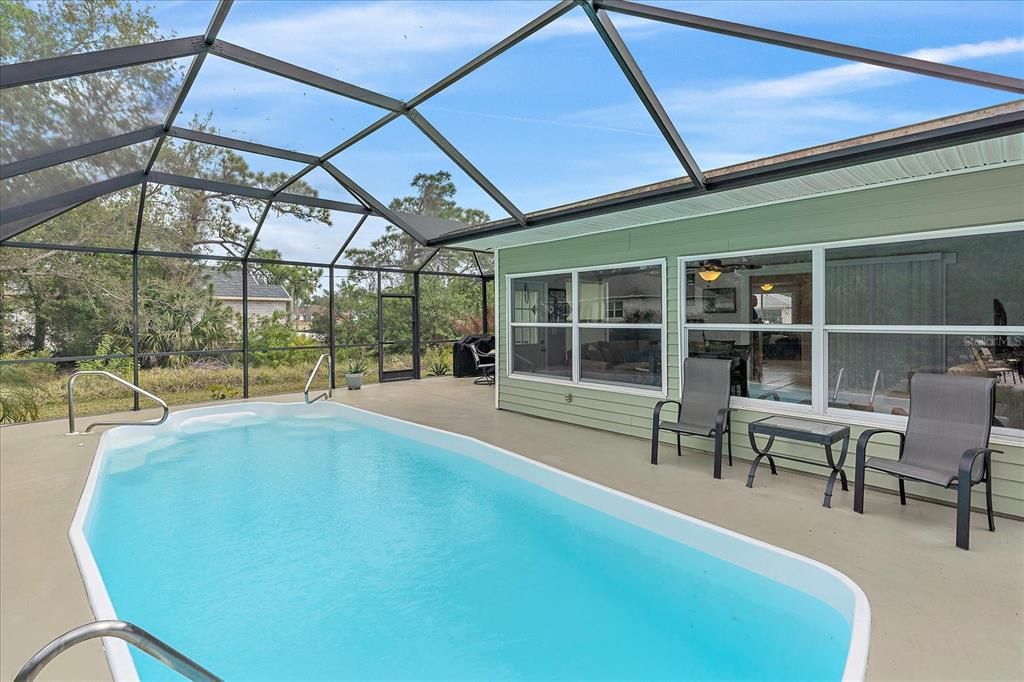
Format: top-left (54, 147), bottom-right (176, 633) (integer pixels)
top-left (495, 165), bottom-right (1024, 517)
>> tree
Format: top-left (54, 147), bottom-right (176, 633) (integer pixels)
top-left (0, 1), bottom-right (333, 360)
top-left (330, 172), bottom-right (489, 352)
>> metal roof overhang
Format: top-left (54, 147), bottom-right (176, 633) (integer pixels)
top-left (429, 102), bottom-right (1024, 250)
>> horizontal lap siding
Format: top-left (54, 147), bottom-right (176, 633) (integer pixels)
top-left (496, 165), bottom-right (1024, 518)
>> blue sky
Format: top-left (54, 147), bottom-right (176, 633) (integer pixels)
top-left (143, 0), bottom-right (1024, 260)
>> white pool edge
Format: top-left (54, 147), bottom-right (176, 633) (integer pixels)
top-left (69, 427), bottom-right (139, 681)
top-left (70, 400), bottom-right (870, 681)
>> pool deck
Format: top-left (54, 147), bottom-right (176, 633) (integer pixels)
top-left (2, 377), bottom-right (1022, 681)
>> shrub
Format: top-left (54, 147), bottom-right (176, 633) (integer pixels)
top-left (0, 362), bottom-right (41, 423)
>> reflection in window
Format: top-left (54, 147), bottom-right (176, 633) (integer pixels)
top-left (687, 330), bottom-right (812, 405)
top-left (578, 265), bottom-right (661, 324)
top-left (580, 328), bottom-right (661, 389)
top-left (511, 327), bottom-right (571, 379)
top-left (826, 231), bottom-right (1024, 326)
top-left (511, 273), bottom-right (573, 323)
top-left (685, 252), bottom-right (812, 325)
top-left (828, 333), bottom-right (1023, 429)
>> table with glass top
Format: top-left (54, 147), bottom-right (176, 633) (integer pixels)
top-left (746, 416), bottom-right (851, 508)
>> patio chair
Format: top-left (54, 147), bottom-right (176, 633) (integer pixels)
top-left (966, 338), bottom-right (1018, 384)
top-left (468, 341), bottom-right (495, 386)
top-left (651, 358), bottom-right (733, 479)
top-left (853, 373), bottom-right (1000, 550)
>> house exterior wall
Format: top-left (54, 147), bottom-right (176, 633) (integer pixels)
top-left (495, 165), bottom-right (1024, 517)
top-left (218, 298), bottom-right (290, 320)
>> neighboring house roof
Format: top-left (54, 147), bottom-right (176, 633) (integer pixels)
top-left (200, 267), bottom-right (291, 301)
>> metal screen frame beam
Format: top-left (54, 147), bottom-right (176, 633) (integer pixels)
top-left (408, 0), bottom-right (576, 108)
top-left (1, 126), bottom-right (164, 179)
top-left (597, 0), bottom-right (1024, 94)
top-left (243, 201), bottom-right (274, 258)
top-left (0, 201), bottom-right (89, 243)
top-left (0, 240), bottom-right (488, 278)
top-left (144, 0), bottom-right (234, 174)
top-left (168, 127), bottom-right (319, 164)
top-left (274, 1), bottom-right (577, 225)
top-left (209, 40), bottom-right (406, 112)
top-left (426, 107), bottom-right (1024, 245)
top-left (330, 214), bottom-right (369, 266)
top-left (0, 36), bottom-right (206, 88)
top-left (145, 171), bottom-right (369, 213)
top-left (580, 3), bottom-right (705, 188)
top-left (1, 172), bottom-right (144, 231)
top-left (405, 111), bottom-right (527, 225)
top-left (320, 162), bottom-right (424, 240)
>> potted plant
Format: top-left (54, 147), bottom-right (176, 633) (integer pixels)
top-left (344, 357), bottom-right (370, 390)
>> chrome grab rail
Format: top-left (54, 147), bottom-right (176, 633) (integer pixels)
top-left (67, 370), bottom-right (169, 434)
top-left (15, 620), bottom-right (221, 682)
top-left (304, 353), bottom-right (333, 404)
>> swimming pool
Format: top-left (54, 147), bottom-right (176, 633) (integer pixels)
top-left (74, 402), bottom-right (869, 680)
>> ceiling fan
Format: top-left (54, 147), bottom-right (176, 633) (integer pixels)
top-left (696, 258), bottom-right (762, 282)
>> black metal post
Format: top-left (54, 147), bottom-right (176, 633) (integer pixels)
top-left (376, 270), bottom-right (384, 382)
top-left (413, 272), bottom-right (421, 379)
top-left (481, 278), bottom-right (489, 335)
top-left (328, 267), bottom-right (336, 389)
top-left (242, 260), bottom-right (249, 398)
top-left (132, 253), bottom-right (140, 410)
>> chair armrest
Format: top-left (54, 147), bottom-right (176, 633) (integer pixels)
top-left (856, 428), bottom-right (905, 465)
top-left (713, 407), bottom-right (733, 434)
top-left (653, 399), bottom-right (682, 424)
top-left (958, 447), bottom-right (1002, 484)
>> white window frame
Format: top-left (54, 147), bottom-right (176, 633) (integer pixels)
top-left (680, 221), bottom-right (1024, 444)
top-left (506, 258), bottom-right (668, 398)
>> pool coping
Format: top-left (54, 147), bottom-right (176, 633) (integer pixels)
top-left (70, 401), bottom-right (870, 681)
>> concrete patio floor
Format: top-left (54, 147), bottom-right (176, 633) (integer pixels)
top-left (2, 377), bottom-right (1022, 681)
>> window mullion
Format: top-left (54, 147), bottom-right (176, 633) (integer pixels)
top-left (812, 246), bottom-right (826, 415)
top-left (572, 270), bottom-right (580, 384)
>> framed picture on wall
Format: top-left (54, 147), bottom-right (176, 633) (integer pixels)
top-left (703, 288), bottom-right (737, 313)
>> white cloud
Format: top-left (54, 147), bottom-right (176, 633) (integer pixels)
top-left (215, 1), bottom-right (661, 93)
top-left (724, 37), bottom-right (1024, 100)
top-left (562, 35), bottom-right (1023, 167)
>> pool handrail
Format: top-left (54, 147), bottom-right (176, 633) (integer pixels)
top-left (67, 370), bottom-right (169, 434)
top-left (14, 620), bottom-right (221, 682)
top-left (304, 353), bottom-right (333, 404)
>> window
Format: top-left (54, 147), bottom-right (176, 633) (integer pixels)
top-left (606, 299), bottom-right (624, 320)
top-left (825, 229), bottom-right (1024, 431)
top-left (508, 261), bottom-right (665, 393)
top-left (683, 251), bottom-right (814, 406)
top-left (681, 225), bottom-right (1024, 435)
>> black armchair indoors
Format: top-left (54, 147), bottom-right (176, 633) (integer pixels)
top-left (651, 358), bottom-right (734, 479)
top-left (854, 373), bottom-right (1000, 550)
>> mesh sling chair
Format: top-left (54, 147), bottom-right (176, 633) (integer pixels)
top-left (468, 341), bottom-right (495, 385)
top-left (853, 373), bottom-right (1001, 550)
top-left (651, 358), bottom-right (733, 478)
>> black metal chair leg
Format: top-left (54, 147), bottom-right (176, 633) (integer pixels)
top-left (676, 432), bottom-right (682, 457)
top-left (650, 425), bottom-right (660, 465)
top-left (899, 479), bottom-right (907, 505)
top-left (712, 429), bottom-right (723, 480)
top-left (986, 474), bottom-right (996, 532)
top-left (853, 454), bottom-right (866, 514)
top-left (839, 468), bottom-right (848, 491)
top-left (727, 427), bottom-right (733, 466)
top-left (956, 480), bottom-right (972, 550)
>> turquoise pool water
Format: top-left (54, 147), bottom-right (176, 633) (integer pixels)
top-left (85, 408), bottom-right (853, 680)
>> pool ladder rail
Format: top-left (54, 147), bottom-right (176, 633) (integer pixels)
top-left (304, 353), bottom-right (334, 404)
top-left (66, 370), bottom-right (169, 435)
top-left (14, 620), bottom-right (221, 682)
